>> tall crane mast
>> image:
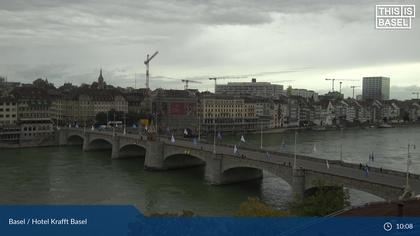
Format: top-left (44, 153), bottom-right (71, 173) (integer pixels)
top-left (181, 79), bottom-right (202, 90)
top-left (325, 78), bottom-right (336, 92)
top-left (325, 78), bottom-right (357, 92)
top-left (209, 76), bottom-right (248, 90)
top-left (350, 85), bottom-right (360, 99)
top-left (144, 51), bottom-right (159, 89)
top-left (413, 92), bottom-right (420, 100)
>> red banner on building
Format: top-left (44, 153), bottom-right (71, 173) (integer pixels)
top-left (170, 102), bottom-right (186, 115)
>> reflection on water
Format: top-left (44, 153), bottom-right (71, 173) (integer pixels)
top-left (0, 126), bottom-right (418, 215)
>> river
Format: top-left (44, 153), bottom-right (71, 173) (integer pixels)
top-left (0, 126), bottom-right (419, 216)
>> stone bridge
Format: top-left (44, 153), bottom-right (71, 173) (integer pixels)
top-left (58, 128), bottom-right (420, 200)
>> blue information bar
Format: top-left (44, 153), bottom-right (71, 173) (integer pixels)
top-left (1, 205), bottom-right (419, 236)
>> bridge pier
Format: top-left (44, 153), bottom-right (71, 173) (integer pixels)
top-left (292, 168), bottom-right (306, 200)
top-left (204, 154), bottom-right (223, 184)
top-left (111, 137), bottom-right (120, 159)
top-left (144, 141), bottom-right (165, 170)
top-left (58, 130), bottom-right (67, 146)
top-left (82, 134), bottom-right (91, 151)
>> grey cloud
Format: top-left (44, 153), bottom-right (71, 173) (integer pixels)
top-left (0, 0), bottom-right (419, 91)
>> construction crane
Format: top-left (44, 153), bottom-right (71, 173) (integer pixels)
top-left (144, 51), bottom-right (159, 89)
top-left (181, 79), bottom-right (202, 90)
top-left (325, 78), bottom-right (357, 92)
top-left (413, 92), bottom-right (420, 99)
top-left (350, 85), bottom-right (360, 99)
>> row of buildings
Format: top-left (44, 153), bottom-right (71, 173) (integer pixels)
top-left (0, 73), bottom-right (419, 144)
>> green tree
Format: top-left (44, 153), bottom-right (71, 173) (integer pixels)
top-left (95, 112), bottom-right (107, 124)
top-left (286, 86), bottom-right (293, 96)
top-left (236, 197), bottom-right (289, 217)
top-left (289, 180), bottom-right (350, 216)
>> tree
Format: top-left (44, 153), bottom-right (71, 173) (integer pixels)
top-left (287, 86), bottom-right (293, 96)
top-left (33, 78), bottom-right (55, 89)
top-left (95, 112), bottom-right (107, 124)
top-left (236, 197), bottom-right (289, 217)
top-left (289, 180), bottom-right (350, 216)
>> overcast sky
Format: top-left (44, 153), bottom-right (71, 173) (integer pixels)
top-left (0, 0), bottom-right (419, 99)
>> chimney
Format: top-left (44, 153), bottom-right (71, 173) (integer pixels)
top-left (252, 78), bottom-right (256, 83)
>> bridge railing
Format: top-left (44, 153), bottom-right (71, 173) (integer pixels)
top-left (62, 128), bottom-right (420, 180)
top-left (340, 161), bottom-right (420, 180)
top-left (167, 137), bottom-right (420, 179)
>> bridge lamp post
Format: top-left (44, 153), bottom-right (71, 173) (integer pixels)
top-left (260, 122), bottom-right (263, 149)
top-left (405, 143), bottom-right (416, 190)
top-left (213, 114), bottom-right (216, 154)
top-left (123, 112), bottom-right (126, 135)
top-left (293, 131), bottom-right (297, 169)
top-left (198, 110), bottom-right (201, 141)
top-left (340, 128), bottom-right (343, 162)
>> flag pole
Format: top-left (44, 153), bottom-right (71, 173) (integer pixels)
top-left (293, 131), bottom-right (297, 169)
top-left (406, 143), bottom-right (413, 189)
top-left (340, 128), bottom-right (343, 162)
top-left (260, 122), bottom-right (263, 149)
top-left (213, 115), bottom-right (216, 154)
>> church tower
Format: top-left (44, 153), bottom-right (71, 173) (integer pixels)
top-left (98, 68), bottom-right (105, 89)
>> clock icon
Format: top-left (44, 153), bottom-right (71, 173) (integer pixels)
top-left (384, 222), bottom-right (393, 232)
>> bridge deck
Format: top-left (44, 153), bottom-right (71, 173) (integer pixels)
top-left (64, 128), bottom-right (420, 195)
top-left (161, 138), bottom-right (420, 194)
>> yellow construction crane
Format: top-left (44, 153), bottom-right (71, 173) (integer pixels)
top-left (144, 51), bottom-right (159, 89)
top-left (181, 79), bottom-right (202, 90)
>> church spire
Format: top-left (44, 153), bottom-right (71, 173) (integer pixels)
top-left (98, 68), bottom-right (105, 89)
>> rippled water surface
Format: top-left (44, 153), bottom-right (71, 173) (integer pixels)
top-left (0, 126), bottom-right (418, 215)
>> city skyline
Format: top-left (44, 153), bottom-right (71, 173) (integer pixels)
top-left (0, 0), bottom-right (419, 99)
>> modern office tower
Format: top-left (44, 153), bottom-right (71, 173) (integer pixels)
top-left (362, 76), bottom-right (390, 100)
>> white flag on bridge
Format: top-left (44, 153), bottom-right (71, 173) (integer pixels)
top-left (240, 135), bottom-right (246, 143)
top-left (233, 145), bottom-right (238, 154)
top-left (326, 159), bottom-right (330, 169)
top-left (171, 134), bottom-right (176, 143)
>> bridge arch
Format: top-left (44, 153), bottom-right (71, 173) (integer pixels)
top-left (163, 152), bottom-right (206, 170)
top-left (85, 137), bottom-right (113, 151)
top-left (67, 134), bottom-right (84, 145)
top-left (304, 171), bottom-right (402, 200)
top-left (221, 158), bottom-right (294, 187)
top-left (118, 143), bottom-right (147, 158)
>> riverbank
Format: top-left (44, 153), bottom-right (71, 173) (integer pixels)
top-left (0, 135), bottom-right (57, 149)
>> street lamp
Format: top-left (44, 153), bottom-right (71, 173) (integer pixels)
top-left (405, 143), bottom-right (416, 189)
top-left (260, 123), bottom-right (263, 149)
top-left (340, 128), bottom-right (343, 162)
top-left (198, 110), bottom-right (201, 141)
top-left (123, 112), bottom-right (126, 135)
top-left (213, 114), bottom-right (216, 154)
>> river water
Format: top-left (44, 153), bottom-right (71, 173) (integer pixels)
top-left (0, 126), bottom-right (419, 216)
